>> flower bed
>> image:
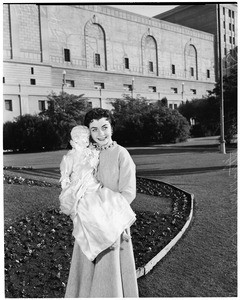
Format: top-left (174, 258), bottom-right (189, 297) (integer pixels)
top-left (4, 173), bottom-right (191, 298)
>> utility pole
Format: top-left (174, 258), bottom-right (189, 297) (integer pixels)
top-left (217, 4), bottom-right (226, 154)
top-left (131, 77), bottom-right (134, 98)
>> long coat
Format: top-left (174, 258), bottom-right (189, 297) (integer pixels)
top-left (65, 143), bottom-right (139, 297)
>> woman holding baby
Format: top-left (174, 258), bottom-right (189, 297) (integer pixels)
top-left (63, 108), bottom-right (139, 298)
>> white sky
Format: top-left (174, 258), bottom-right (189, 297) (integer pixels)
top-left (105, 1), bottom-right (238, 18)
top-left (109, 4), bottom-right (178, 18)
top-left (2, 1), bottom-right (235, 18)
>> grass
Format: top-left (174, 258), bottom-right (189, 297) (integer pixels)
top-left (137, 166), bottom-right (237, 297)
top-left (4, 174), bottom-right (190, 297)
top-left (3, 174), bottom-right (172, 227)
top-left (131, 142), bottom-right (237, 297)
top-left (4, 184), bottom-right (60, 227)
top-left (3, 140), bottom-right (237, 297)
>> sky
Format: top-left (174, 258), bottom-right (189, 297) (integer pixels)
top-left (109, 4), bottom-right (179, 18)
top-left (0, 0), bottom-right (178, 18)
top-left (2, 1), bottom-right (235, 19)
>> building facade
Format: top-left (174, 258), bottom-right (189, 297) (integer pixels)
top-left (3, 4), bottom-right (216, 123)
top-left (154, 3), bottom-right (238, 78)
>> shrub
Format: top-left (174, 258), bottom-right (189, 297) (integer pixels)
top-left (224, 121), bottom-right (237, 144)
top-left (111, 97), bottom-right (190, 145)
top-left (159, 108), bottom-right (190, 143)
top-left (40, 92), bottom-right (91, 148)
top-left (4, 92), bottom-right (91, 152)
top-left (3, 121), bottom-right (19, 151)
top-left (178, 61), bottom-right (237, 143)
top-left (178, 97), bottom-right (220, 138)
top-left (3, 115), bottom-right (61, 152)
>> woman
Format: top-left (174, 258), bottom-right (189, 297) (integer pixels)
top-left (65, 108), bottom-right (139, 297)
top-left (59, 125), bottom-right (136, 261)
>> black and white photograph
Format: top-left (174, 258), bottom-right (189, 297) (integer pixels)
top-left (3, 0), bottom-right (237, 298)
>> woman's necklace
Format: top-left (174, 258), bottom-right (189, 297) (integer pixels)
top-left (93, 141), bottom-right (116, 151)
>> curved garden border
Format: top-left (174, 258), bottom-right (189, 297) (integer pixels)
top-left (4, 169), bottom-right (194, 297)
top-left (136, 178), bottom-right (194, 278)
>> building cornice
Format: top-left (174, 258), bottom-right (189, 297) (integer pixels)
top-left (66, 4), bottom-right (214, 41)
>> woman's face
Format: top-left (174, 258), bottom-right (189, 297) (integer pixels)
top-left (89, 117), bottom-right (113, 147)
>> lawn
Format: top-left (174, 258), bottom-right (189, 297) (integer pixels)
top-left (3, 172), bottom-right (172, 227)
top-left (3, 140), bottom-right (237, 297)
top-left (137, 165), bottom-right (237, 297)
top-left (4, 171), bottom-right (192, 297)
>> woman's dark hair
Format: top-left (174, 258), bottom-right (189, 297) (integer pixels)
top-left (84, 108), bottom-right (115, 128)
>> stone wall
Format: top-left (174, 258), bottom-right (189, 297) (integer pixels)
top-left (3, 4), bottom-right (216, 122)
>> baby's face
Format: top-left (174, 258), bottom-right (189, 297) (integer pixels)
top-left (76, 134), bottom-right (89, 148)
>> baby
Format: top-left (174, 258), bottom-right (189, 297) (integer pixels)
top-left (59, 125), bottom-right (136, 261)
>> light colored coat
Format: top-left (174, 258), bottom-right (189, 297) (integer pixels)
top-left (65, 143), bottom-right (139, 297)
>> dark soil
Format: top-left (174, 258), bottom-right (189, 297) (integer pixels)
top-left (4, 173), bottom-right (192, 298)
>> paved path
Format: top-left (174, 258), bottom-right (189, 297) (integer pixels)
top-left (3, 137), bottom-right (237, 297)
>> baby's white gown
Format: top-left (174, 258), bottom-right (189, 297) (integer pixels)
top-left (59, 145), bottom-right (136, 261)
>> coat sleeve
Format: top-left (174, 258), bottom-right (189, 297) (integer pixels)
top-left (118, 149), bottom-right (136, 204)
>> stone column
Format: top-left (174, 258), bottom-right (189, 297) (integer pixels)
top-left (38, 5), bottom-right (49, 63)
top-left (9, 4), bottom-right (20, 59)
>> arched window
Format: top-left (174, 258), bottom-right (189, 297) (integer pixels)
top-left (85, 22), bottom-right (107, 70)
top-left (144, 35), bottom-right (158, 76)
top-left (185, 44), bottom-right (198, 80)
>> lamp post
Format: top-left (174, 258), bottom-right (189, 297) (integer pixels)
top-left (131, 77), bottom-right (134, 98)
top-left (62, 70), bottom-right (66, 94)
top-left (98, 86), bottom-right (102, 108)
top-left (217, 4), bottom-right (226, 154)
top-left (181, 82), bottom-right (184, 100)
top-left (18, 84), bottom-right (22, 116)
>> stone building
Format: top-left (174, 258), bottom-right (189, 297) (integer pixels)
top-left (154, 3), bottom-right (238, 78)
top-left (3, 4), bottom-right (216, 123)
